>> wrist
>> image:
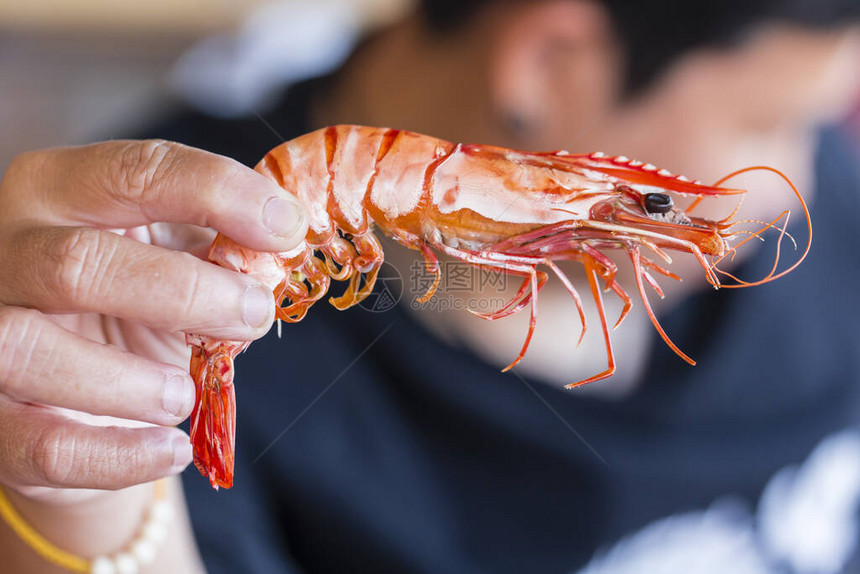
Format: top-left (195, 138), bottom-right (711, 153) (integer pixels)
top-left (8, 483), bottom-right (153, 557)
top-left (1, 478), bottom-right (185, 573)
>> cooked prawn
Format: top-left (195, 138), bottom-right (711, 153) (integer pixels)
top-left (187, 125), bottom-right (811, 489)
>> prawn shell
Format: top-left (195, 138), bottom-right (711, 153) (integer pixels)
top-left (564, 154), bottom-right (746, 196)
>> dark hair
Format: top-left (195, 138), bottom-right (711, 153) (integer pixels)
top-left (419, 0), bottom-right (860, 96)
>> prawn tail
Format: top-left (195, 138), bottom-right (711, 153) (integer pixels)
top-left (188, 339), bottom-right (244, 490)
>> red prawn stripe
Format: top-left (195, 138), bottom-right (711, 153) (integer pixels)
top-left (420, 142), bottom-right (459, 212)
top-left (323, 127), bottom-right (340, 235)
top-left (263, 152), bottom-right (287, 188)
top-left (361, 129), bottom-right (401, 224)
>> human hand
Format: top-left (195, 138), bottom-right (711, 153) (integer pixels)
top-left (0, 140), bottom-right (306, 503)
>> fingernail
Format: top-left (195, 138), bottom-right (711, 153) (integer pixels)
top-left (171, 434), bottom-right (193, 470)
top-left (263, 196), bottom-right (304, 239)
top-left (242, 284), bottom-right (273, 328)
top-left (162, 374), bottom-right (194, 419)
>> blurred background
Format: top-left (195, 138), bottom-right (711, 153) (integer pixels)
top-left (2, 0), bottom-right (859, 169)
top-left (0, 0), bottom-right (413, 170)
top-left (2, 3), bottom-right (860, 573)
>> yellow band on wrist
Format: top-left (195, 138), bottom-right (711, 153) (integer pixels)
top-left (0, 479), bottom-right (169, 573)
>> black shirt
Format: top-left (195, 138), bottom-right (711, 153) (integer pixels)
top-left (144, 80), bottom-right (860, 574)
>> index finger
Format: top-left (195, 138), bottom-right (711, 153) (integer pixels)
top-left (5, 140), bottom-right (307, 253)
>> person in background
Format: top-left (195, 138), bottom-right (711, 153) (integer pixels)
top-left (0, 1), bottom-right (858, 573)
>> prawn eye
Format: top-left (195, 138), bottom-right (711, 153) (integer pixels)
top-left (644, 193), bottom-right (673, 214)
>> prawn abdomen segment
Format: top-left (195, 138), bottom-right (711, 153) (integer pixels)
top-left (261, 125), bottom-right (454, 239)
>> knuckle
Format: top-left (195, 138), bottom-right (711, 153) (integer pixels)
top-left (0, 306), bottom-right (38, 343)
top-left (31, 426), bottom-right (78, 486)
top-left (174, 255), bottom-right (204, 320)
top-left (0, 307), bottom-right (45, 399)
top-left (30, 425), bottom-right (157, 489)
top-left (114, 139), bottom-right (177, 205)
top-left (51, 228), bottom-right (115, 302)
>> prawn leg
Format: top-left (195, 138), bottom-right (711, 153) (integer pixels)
top-left (415, 243), bottom-right (441, 304)
top-left (629, 247), bottom-right (695, 365)
top-left (431, 241), bottom-right (542, 371)
top-left (565, 262), bottom-right (616, 388)
top-left (329, 231), bottom-right (384, 310)
top-left (467, 269), bottom-right (548, 321)
top-left (278, 253), bottom-right (330, 321)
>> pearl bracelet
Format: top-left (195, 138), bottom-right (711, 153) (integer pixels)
top-left (0, 479), bottom-right (173, 574)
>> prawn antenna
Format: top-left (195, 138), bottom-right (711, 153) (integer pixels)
top-left (708, 165), bottom-right (811, 288)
